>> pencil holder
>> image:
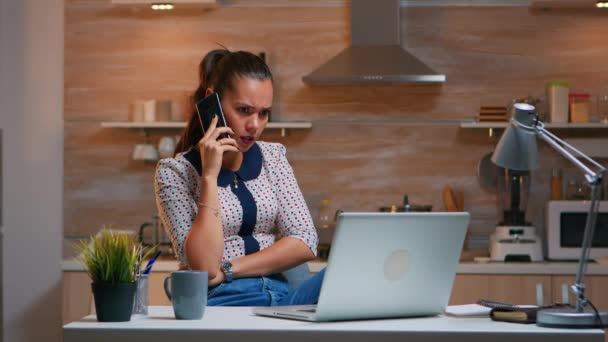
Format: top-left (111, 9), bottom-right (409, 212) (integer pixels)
top-left (132, 274), bottom-right (149, 316)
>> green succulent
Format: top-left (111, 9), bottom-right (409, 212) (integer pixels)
top-left (74, 226), bottom-right (155, 284)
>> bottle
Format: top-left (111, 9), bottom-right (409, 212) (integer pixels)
top-left (318, 199), bottom-right (332, 229)
top-left (550, 168), bottom-right (562, 201)
top-left (403, 195), bottom-right (412, 212)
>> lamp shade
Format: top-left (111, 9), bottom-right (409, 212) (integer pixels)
top-left (491, 103), bottom-right (539, 171)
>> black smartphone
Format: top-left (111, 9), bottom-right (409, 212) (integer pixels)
top-left (195, 92), bottom-right (229, 137)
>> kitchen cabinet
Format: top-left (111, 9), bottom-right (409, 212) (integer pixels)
top-left (552, 275), bottom-right (608, 310)
top-left (62, 272), bottom-right (93, 324)
top-left (449, 275), bottom-right (551, 306)
top-left (449, 275), bottom-right (489, 305)
top-left (148, 272), bottom-right (171, 305)
top-left (449, 274), bottom-right (607, 342)
top-left (63, 269), bottom-right (608, 326)
top-left (487, 275), bottom-right (552, 306)
top-left (450, 274), bottom-right (608, 308)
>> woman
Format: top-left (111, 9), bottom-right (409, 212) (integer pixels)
top-left (155, 49), bottom-right (324, 306)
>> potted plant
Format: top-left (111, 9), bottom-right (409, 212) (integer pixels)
top-left (75, 226), bottom-right (154, 322)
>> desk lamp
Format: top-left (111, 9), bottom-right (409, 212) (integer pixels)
top-left (491, 103), bottom-right (607, 328)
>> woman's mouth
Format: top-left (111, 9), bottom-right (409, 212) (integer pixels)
top-left (240, 136), bottom-right (255, 146)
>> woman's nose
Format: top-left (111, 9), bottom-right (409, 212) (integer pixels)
top-left (245, 116), bottom-right (260, 132)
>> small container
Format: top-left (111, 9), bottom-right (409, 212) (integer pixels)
top-left (550, 168), bottom-right (562, 201)
top-left (569, 93), bottom-right (591, 123)
top-left (597, 94), bottom-right (608, 124)
top-left (132, 274), bottom-right (149, 317)
top-left (565, 181), bottom-right (590, 201)
top-left (547, 81), bottom-right (569, 123)
top-left (318, 199), bottom-right (332, 229)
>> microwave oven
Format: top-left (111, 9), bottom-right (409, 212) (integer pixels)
top-left (546, 200), bottom-right (608, 260)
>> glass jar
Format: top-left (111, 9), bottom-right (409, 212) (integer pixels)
top-left (597, 94), bottom-right (608, 124)
top-left (569, 93), bottom-right (591, 123)
top-left (565, 181), bottom-right (591, 200)
top-left (550, 168), bottom-right (563, 201)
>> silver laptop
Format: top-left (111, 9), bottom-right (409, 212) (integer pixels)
top-left (253, 212), bottom-right (469, 321)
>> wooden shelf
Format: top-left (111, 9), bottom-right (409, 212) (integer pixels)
top-left (529, 0), bottom-right (600, 9)
top-left (460, 121), bottom-right (608, 129)
top-left (100, 121), bottom-right (312, 137)
top-left (101, 121), bottom-right (186, 128)
top-left (110, 0), bottom-right (216, 5)
top-left (101, 121), bottom-right (312, 128)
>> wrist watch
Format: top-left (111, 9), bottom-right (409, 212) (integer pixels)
top-left (220, 260), bottom-right (233, 283)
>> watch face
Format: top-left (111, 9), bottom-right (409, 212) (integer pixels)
top-left (222, 260), bottom-right (231, 270)
top-left (222, 260), bottom-right (233, 282)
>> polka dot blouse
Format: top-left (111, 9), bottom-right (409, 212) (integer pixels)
top-left (154, 141), bottom-right (318, 267)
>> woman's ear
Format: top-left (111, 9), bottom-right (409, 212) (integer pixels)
top-left (204, 87), bottom-right (214, 97)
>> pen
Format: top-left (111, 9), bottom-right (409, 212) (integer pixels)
top-left (143, 250), bottom-right (162, 275)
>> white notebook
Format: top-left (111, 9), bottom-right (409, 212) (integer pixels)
top-left (444, 304), bottom-right (492, 317)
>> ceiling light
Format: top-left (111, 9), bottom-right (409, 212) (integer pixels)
top-left (597, 1), bottom-right (608, 8)
top-left (151, 3), bottom-right (174, 10)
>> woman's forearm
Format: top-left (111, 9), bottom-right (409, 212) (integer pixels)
top-left (184, 176), bottom-right (225, 278)
top-left (231, 237), bottom-right (315, 279)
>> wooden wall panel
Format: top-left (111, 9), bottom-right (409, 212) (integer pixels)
top-left (64, 1), bottom-right (608, 250)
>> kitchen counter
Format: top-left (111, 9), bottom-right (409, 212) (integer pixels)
top-left (62, 259), bottom-right (608, 275)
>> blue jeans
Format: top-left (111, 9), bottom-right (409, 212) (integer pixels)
top-left (208, 268), bottom-right (325, 306)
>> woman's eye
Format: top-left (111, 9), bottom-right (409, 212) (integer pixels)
top-left (238, 106), bottom-right (251, 114)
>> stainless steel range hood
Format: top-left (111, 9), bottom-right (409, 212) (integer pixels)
top-left (302, 0), bottom-right (446, 85)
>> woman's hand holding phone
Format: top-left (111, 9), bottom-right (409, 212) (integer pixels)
top-left (198, 116), bottom-right (239, 179)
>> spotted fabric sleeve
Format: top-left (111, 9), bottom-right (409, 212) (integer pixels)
top-left (264, 143), bottom-right (318, 256)
top-left (154, 158), bottom-right (198, 266)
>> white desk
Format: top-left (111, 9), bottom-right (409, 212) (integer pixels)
top-left (63, 306), bottom-right (605, 342)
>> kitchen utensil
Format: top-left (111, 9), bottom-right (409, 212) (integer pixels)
top-left (456, 191), bottom-right (464, 212)
top-left (477, 152), bottom-right (498, 190)
top-left (442, 186), bottom-right (458, 212)
top-left (158, 136), bottom-right (176, 159)
top-left (141, 144), bottom-right (159, 162)
top-left (378, 205), bottom-right (433, 212)
top-left (132, 143), bottom-right (158, 161)
top-left (378, 195), bottom-right (433, 213)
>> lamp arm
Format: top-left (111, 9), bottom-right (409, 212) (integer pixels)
top-left (534, 125), bottom-right (604, 183)
top-left (521, 120), bottom-right (607, 312)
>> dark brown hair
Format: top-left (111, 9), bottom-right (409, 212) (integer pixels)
top-left (173, 49), bottom-right (273, 156)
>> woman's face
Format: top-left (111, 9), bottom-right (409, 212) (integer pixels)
top-left (214, 76), bottom-right (273, 152)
